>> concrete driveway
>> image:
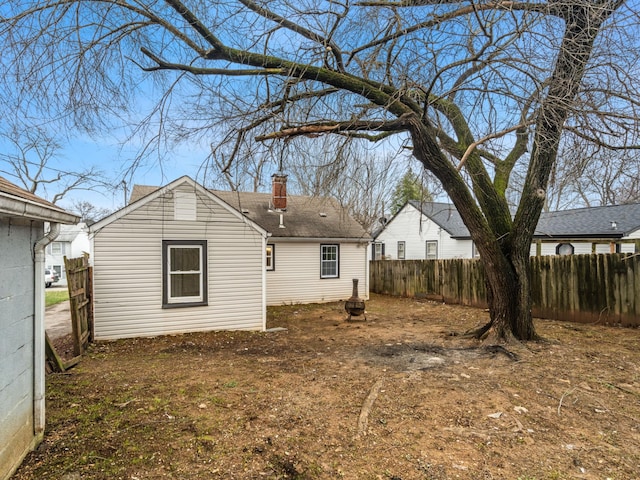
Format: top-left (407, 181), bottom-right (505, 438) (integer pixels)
top-left (45, 287), bottom-right (72, 340)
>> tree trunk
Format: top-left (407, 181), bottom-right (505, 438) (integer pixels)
top-left (474, 248), bottom-right (538, 343)
top-left (407, 116), bottom-right (539, 343)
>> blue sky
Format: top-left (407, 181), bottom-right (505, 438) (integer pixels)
top-left (0, 125), bottom-right (214, 212)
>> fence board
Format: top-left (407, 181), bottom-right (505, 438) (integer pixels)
top-left (370, 253), bottom-right (640, 326)
top-left (64, 254), bottom-right (93, 355)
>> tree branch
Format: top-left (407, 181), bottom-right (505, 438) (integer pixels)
top-left (238, 0), bottom-right (346, 72)
top-left (255, 116), bottom-right (411, 141)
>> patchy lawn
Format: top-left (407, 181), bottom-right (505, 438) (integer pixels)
top-left (45, 289), bottom-right (69, 308)
top-left (15, 294), bottom-right (640, 480)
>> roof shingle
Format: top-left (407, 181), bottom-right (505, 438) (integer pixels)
top-left (129, 183), bottom-right (369, 240)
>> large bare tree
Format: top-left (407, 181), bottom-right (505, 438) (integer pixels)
top-left (0, 122), bottom-right (104, 204)
top-left (1, 0), bottom-right (637, 341)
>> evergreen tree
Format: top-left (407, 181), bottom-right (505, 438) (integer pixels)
top-left (390, 170), bottom-right (432, 215)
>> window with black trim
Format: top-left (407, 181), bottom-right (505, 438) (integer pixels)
top-left (372, 242), bottom-right (385, 260)
top-left (162, 240), bottom-right (208, 308)
top-left (426, 240), bottom-right (438, 260)
top-left (397, 241), bottom-right (406, 260)
top-left (320, 244), bottom-right (339, 278)
top-left (266, 244), bottom-right (275, 270)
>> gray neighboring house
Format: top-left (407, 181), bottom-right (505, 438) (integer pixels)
top-left (45, 222), bottom-right (91, 286)
top-left (0, 176), bottom-right (78, 480)
top-left (373, 200), bottom-right (640, 260)
top-left (532, 203), bottom-right (640, 255)
top-left (88, 175), bottom-right (370, 340)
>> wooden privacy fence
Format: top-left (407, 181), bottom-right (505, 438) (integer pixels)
top-left (46, 254), bottom-right (93, 372)
top-left (64, 253), bottom-right (93, 355)
top-left (370, 253), bottom-right (640, 326)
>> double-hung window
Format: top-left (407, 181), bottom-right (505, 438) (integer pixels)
top-left (426, 240), bottom-right (438, 260)
top-left (320, 244), bottom-right (339, 279)
top-left (162, 240), bottom-right (207, 307)
top-left (372, 242), bottom-right (385, 260)
top-left (397, 241), bottom-right (406, 260)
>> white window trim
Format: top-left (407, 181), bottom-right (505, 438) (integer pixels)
top-left (426, 240), bottom-right (438, 260)
top-left (320, 244), bottom-right (340, 279)
top-left (397, 241), bottom-right (406, 260)
top-left (266, 244), bottom-right (275, 271)
top-left (373, 242), bottom-right (384, 260)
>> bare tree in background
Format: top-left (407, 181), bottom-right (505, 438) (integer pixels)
top-left (1, 1), bottom-right (637, 342)
top-left (286, 137), bottom-right (411, 232)
top-left (69, 200), bottom-right (112, 224)
top-left (0, 123), bottom-right (105, 204)
top-left (544, 140), bottom-right (640, 210)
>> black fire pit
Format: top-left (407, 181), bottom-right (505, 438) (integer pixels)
top-left (345, 278), bottom-right (366, 321)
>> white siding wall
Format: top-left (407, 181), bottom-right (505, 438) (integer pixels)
top-left (375, 205), bottom-right (473, 259)
top-left (530, 238), bottom-right (638, 256)
top-left (266, 241), bottom-right (369, 305)
top-left (1, 219), bottom-right (39, 480)
top-left (92, 185), bottom-right (266, 340)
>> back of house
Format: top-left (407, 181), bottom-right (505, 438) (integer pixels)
top-left (89, 177), bottom-right (268, 340)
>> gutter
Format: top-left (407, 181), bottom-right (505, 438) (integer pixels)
top-left (32, 223), bottom-right (61, 436)
top-left (0, 196), bottom-right (78, 224)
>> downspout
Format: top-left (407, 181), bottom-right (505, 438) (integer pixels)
top-left (33, 222), bottom-right (61, 436)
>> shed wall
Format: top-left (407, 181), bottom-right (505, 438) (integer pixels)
top-left (91, 185), bottom-right (266, 340)
top-left (0, 218), bottom-right (40, 480)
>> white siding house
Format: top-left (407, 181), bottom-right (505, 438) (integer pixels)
top-left (91, 175), bottom-right (371, 340)
top-left (373, 201), bottom-right (475, 260)
top-left (211, 190), bottom-right (371, 306)
top-left (374, 201), bottom-right (640, 259)
top-left (530, 204), bottom-right (640, 255)
top-left (45, 222), bottom-right (91, 285)
top-left (89, 177), bottom-right (268, 340)
top-left (0, 177), bottom-right (78, 480)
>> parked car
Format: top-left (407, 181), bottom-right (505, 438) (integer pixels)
top-left (44, 269), bottom-right (59, 288)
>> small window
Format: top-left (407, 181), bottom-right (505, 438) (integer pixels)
top-left (472, 242), bottom-right (481, 258)
top-left (266, 244), bottom-right (275, 271)
top-left (53, 265), bottom-right (63, 279)
top-left (426, 240), bottom-right (438, 260)
top-left (51, 242), bottom-right (64, 255)
top-left (372, 242), bottom-right (385, 260)
top-left (556, 243), bottom-right (574, 256)
top-left (162, 240), bottom-right (207, 308)
top-left (397, 241), bottom-right (406, 260)
top-left (320, 244), bottom-right (339, 279)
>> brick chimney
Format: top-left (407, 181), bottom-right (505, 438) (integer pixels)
top-left (272, 173), bottom-right (287, 210)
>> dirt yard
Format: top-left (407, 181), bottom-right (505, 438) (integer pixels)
top-left (14, 294), bottom-right (640, 479)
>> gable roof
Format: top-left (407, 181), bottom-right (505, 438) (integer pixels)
top-left (90, 176), bottom-right (267, 237)
top-left (129, 181), bottom-right (370, 241)
top-left (534, 203), bottom-right (640, 239)
top-left (408, 200), bottom-right (471, 238)
top-left (0, 176), bottom-right (79, 224)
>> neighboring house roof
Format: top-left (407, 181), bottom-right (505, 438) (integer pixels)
top-left (408, 200), bottom-right (471, 238)
top-left (0, 176), bottom-right (79, 224)
top-left (129, 180), bottom-right (370, 241)
top-left (534, 203), bottom-right (640, 239)
top-left (376, 200), bottom-right (640, 241)
top-left (54, 223), bottom-right (88, 243)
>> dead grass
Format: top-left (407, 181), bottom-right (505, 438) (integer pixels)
top-left (15, 294), bottom-right (640, 480)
